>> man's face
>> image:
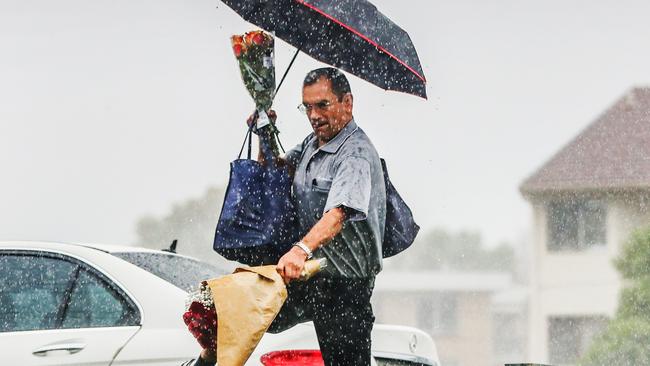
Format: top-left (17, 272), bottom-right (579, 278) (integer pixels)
top-left (301, 77), bottom-right (353, 143)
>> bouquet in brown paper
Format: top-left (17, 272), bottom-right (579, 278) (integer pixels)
top-left (183, 258), bottom-right (327, 366)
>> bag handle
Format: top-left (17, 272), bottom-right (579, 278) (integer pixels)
top-left (237, 114), bottom-right (286, 160)
top-left (258, 122), bottom-right (286, 159)
top-left (237, 121), bottom-right (255, 160)
top-left (273, 125), bottom-right (286, 154)
top-left (266, 121), bottom-right (286, 154)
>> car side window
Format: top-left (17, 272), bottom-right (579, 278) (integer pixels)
top-left (0, 254), bottom-right (77, 332)
top-left (62, 268), bottom-right (139, 328)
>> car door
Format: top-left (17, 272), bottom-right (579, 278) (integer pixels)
top-left (0, 250), bottom-right (141, 365)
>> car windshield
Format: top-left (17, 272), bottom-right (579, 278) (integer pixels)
top-left (112, 252), bottom-right (230, 292)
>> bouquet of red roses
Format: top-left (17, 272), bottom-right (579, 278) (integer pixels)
top-left (183, 281), bottom-right (218, 350)
top-left (231, 30), bottom-right (275, 129)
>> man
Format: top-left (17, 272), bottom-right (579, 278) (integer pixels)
top-left (185, 67), bottom-right (386, 366)
top-left (264, 67), bottom-right (386, 366)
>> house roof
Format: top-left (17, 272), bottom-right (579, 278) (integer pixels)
top-left (520, 87), bottom-right (650, 195)
top-left (374, 271), bottom-right (512, 292)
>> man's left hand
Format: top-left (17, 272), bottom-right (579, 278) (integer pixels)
top-left (276, 246), bottom-right (308, 284)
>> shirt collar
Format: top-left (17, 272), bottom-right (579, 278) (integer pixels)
top-left (318, 119), bottom-right (358, 154)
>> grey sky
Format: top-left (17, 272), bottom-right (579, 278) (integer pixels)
top-left (2, 0), bottom-right (649, 247)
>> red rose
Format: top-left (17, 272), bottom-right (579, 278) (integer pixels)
top-left (183, 301), bottom-right (218, 351)
top-left (233, 44), bottom-right (243, 58)
top-left (244, 32), bottom-right (256, 45)
top-left (252, 33), bottom-right (264, 46)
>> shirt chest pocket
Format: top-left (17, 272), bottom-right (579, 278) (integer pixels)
top-left (311, 177), bottom-right (333, 193)
top-left (307, 177), bottom-right (332, 221)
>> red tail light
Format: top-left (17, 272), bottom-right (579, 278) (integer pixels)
top-left (260, 350), bottom-right (325, 366)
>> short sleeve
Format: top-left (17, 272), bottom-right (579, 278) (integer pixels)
top-left (324, 156), bottom-right (372, 221)
top-left (282, 145), bottom-right (302, 168)
top-left (281, 134), bottom-right (313, 168)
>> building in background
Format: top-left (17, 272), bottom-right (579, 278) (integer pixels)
top-left (372, 271), bottom-right (527, 366)
top-left (520, 87), bottom-right (650, 364)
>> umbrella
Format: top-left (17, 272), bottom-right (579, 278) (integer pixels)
top-left (220, 0), bottom-right (427, 99)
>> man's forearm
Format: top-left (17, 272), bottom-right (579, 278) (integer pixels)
top-left (257, 125), bottom-right (281, 163)
top-left (300, 207), bottom-right (346, 252)
top-left (276, 207), bottom-right (345, 283)
top-left (257, 125), bottom-right (297, 177)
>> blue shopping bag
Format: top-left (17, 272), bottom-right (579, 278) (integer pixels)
top-left (213, 125), bottom-right (298, 265)
top-left (381, 159), bottom-right (420, 258)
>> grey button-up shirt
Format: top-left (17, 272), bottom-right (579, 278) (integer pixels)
top-left (285, 120), bottom-right (386, 279)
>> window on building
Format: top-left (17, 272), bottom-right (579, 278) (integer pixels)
top-left (547, 199), bottom-right (606, 251)
top-left (548, 316), bottom-right (608, 365)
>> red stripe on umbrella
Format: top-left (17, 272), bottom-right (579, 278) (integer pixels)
top-left (295, 0), bottom-right (427, 84)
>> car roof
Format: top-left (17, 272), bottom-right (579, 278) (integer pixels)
top-left (0, 240), bottom-right (173, 255)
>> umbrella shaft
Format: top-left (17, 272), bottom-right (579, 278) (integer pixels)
top-left (273, 47), bottom-right (301, 102)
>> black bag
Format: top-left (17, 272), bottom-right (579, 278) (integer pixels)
top-left (381, 159), bottom-right (420, 257)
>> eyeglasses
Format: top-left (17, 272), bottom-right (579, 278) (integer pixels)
top-left (297, 100), bottom-right (333, 114)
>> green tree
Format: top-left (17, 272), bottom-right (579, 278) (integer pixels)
top-left (134, 186), bottom-right (233, 269)
top-left (383, 227), bottom-right (515, 273)
top-left (580, 227), bottom-right (650, 366)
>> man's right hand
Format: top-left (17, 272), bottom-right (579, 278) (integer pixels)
top-left (199, 348), bottom-right (216, 364)
top-left (276, 245), bottom-right (309, 284)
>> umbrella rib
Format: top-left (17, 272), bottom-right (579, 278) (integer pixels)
top-left (294, 0), bottom-right (426, 83)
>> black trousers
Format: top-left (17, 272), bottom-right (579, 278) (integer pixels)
top-left (268, 276), bottom-right (376, 366)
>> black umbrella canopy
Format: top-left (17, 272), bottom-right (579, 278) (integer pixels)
top-left (221, 0), bottom-right (427, 99)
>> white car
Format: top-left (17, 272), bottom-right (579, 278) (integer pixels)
top-left (0, 241), bottom-right (440, 365)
